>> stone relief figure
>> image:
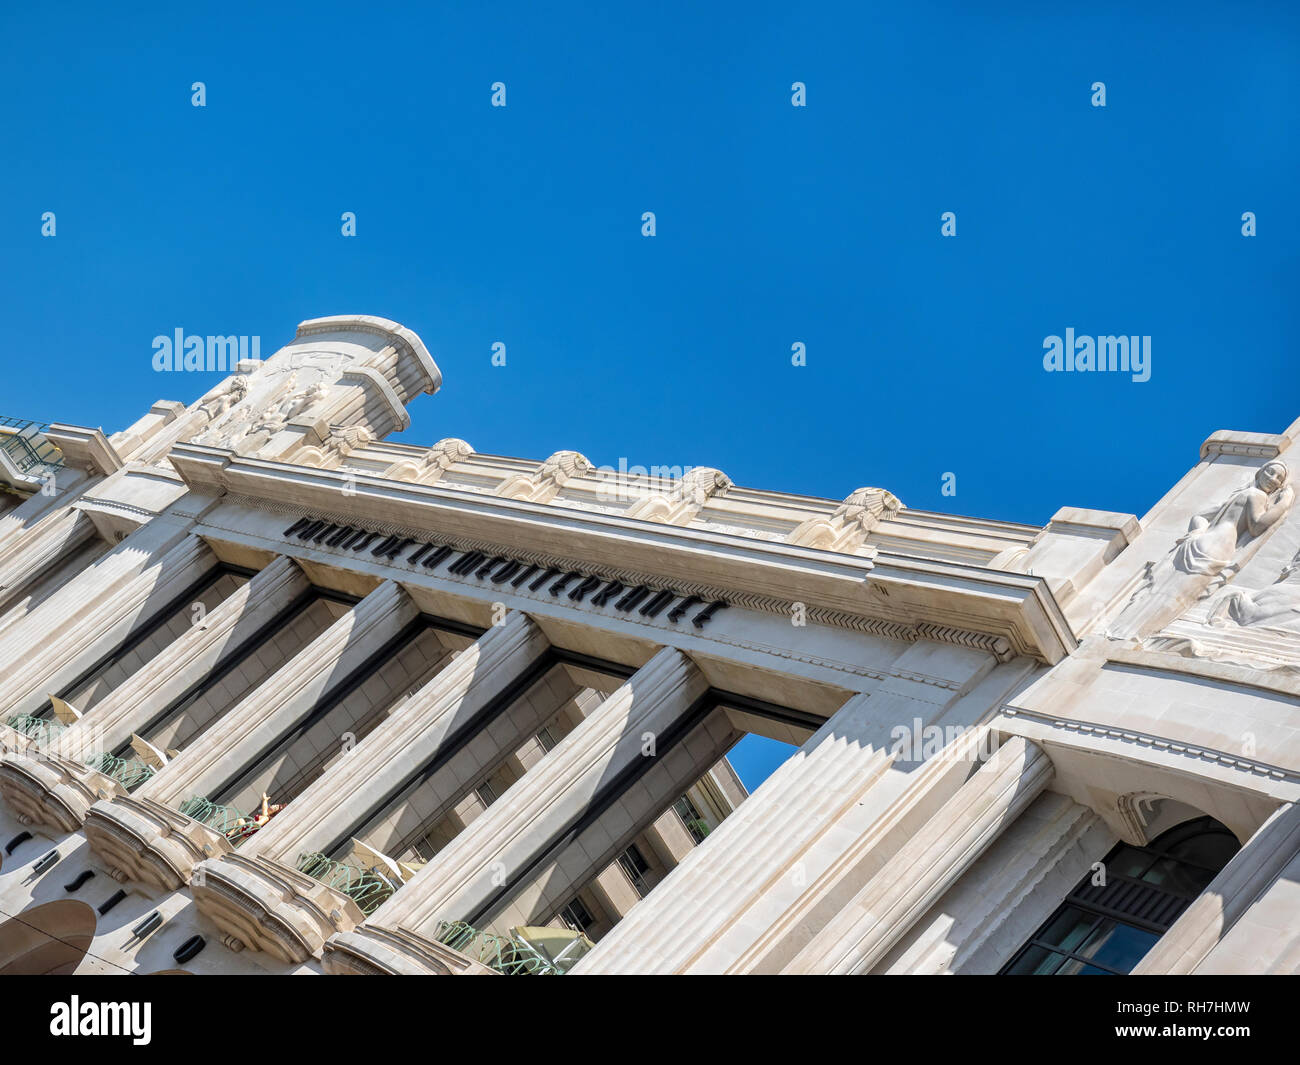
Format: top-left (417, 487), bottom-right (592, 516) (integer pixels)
top-left (1109, 461), bottom-right (1293, 639)
top-left (1208, 551), bottom-right (1300, 634)
top-left (194, 374), bottom-right (250, 425)
top-left (1172, 461), bottom-right (1292, 580)
top-left (234, 377), bottom-right (329, 455)
top-left (194, 404), bottom-right (254, 447)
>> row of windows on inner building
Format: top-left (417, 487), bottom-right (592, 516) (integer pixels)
top-left (555, 796), bottom-right (712, 937)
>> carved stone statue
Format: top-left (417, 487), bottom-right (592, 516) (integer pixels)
top-left (1209, 552), bottom-right (1300, 634)
top-left (1172, 461), bottom-right (1292, 579)
top-left (1109, 461), bottom-right (1294, 639)
top-left (195, 375), bottom-right (249, 424)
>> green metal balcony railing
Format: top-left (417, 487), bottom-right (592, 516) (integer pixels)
top-left (4, 714), bottom-right (65, 746)
top-left (433, 920), bottom-right (566, 976)
top-left (0, 416), bottom-right (63, 479)
top-left (178, 796), bottom-right (263, 846)
top-left (296, 852), bottom-right (397, 916)
top-left (87, 753), bottom-right (156, 791)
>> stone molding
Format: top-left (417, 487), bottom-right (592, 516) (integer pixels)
top-left (322, 925), bottom-right (496, 975)
top-left (170, 450), bottom-right (1074, 663)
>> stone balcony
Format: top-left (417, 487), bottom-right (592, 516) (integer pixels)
top-left (0, 750), bottom-right (124, 834)
top-left (323, 925), bottom-right (496, 975)
top-left (83, 795), bottom-right (234, 891)
top-left (189, 853), bottom-right (367, 965)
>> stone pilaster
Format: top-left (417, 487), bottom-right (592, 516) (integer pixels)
top-left (1132, 802), bottom-right (1300, 975)
top-left (57, 555), bottom-right (309, 759)
top-left (577, 642), bottom-right (1006, 974)
top-left (784, 736), bottom-right (1052, 974)
top-left (0, 524), bottom-right (214, 726)
top-left (187, 612), bottom-right (553, 962)
top-left (0, 557), bottom-right (310, 834)
top-left (329, 646), bottom-right (707, 973)
top-left (243, 610), bottom-right (550, 862)
top-left (0, 467), bottom-right (90, 556)
top-left (140, 579), bottom-right (417, 808)
top-left (80, 581), bottom-right (417, 891)
top-left (490, 706), bottom-right (742, 931)
top-left (0, 507), bottom-right (98, 613)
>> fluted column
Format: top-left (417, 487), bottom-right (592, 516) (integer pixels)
top-left (785, 736), bottom-right (1052, 974)
top-left (578, 643), bottom-right (1004, 975)
top-left (1132, 802), bottom-right (1300, 975)
top-left (0, 468), bottom-right (90, 558)
top-left (325, 646), bottom-right (707, 972)
top-left (242, 610), bottom-right (551, 861)
top-left (139, 579), bottom-right (417, 808)
top-left (0, 557), bottom-right (310, 835)
top-left (186, 612), bottom-right (553, 963)
top-left (54, 555), bottom-right (310, 761)
top-left (80, 580), bottom-right (419, 892)
top-left (490, 707), bottom-right (742, 932)
top-left (0, 522), bottom-right (214, 724)
top-left (0, 507), bottom-right (97, 613)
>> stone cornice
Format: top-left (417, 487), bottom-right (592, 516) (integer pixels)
top-left (996, 704), bottom-right (1300, 792)
top-left (44, 424), bottom-right (124, 476)
top-left (169, 445), bottom-right (1078, 663)
top-left (1200, 429), bottom-right (1293, 461)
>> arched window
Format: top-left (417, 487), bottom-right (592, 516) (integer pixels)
top-left (1001, 816), bottom-right (1240, 975)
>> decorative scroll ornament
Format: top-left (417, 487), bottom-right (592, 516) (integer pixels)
top-left (787, 486), bottom-right (904, 552)
top-left (496, 450), bottom-right (593, 503)
top-left (384, 438), bottom-right (475, 484)
top-left (296, 425), bottom-right (374, 469)
top-left (624, 466), bottom-right (732, 526)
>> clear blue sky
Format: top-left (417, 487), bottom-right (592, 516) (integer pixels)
top-left (2, 3), bottom-right (1296, 789)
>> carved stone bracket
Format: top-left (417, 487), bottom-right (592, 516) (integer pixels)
top-left (0, 752), bottom-right (124, 834)
top-left (189, 853), bottom-right (366, 965)
top-left (83, 795), bottom-right (233, 891)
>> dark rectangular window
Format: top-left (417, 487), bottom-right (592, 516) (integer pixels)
top-left (618, 844), bottom-right (652, 898)
top-left (559, 897), bottom-right (595, 934)
top-left (674, 795), bottom-right (708, 845)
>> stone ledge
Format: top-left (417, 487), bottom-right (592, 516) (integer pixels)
top-left (322, 925), bottom-right (496, 975)
top-left (1200, 430), bottom-right (1292, 461)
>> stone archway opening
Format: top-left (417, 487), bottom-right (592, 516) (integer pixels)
top-left (1000, 813), bottom-right (1241, 975)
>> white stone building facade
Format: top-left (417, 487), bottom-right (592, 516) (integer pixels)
top-left (0, 315), bottom-right (1296, 975)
